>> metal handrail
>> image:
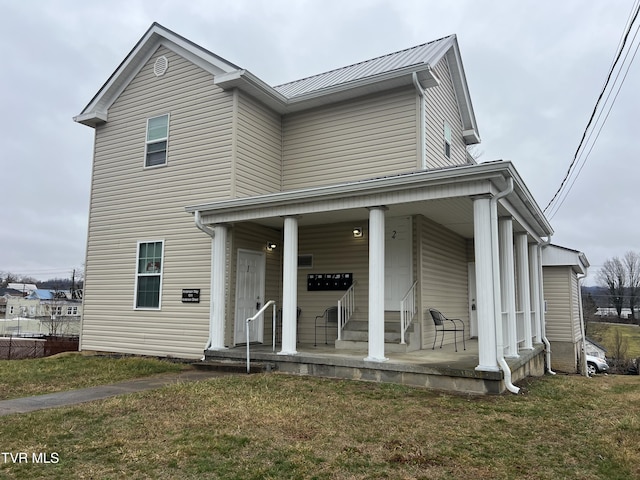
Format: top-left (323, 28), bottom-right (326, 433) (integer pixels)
top-left (246, 300), bottom-right (276, 374)
top-left (400, 281), bottom-right (418, 345)
top-left (337, 281), bottom-right (356, 341)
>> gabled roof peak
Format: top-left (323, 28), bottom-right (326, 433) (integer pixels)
top-left (274, 34), bottom-right (455, 90)
top-left (274, 34), bottom-right (457, 99)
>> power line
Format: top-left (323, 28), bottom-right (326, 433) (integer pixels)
top-left (547, 26), bottom-right (640, 219)
top-left (544, 1), bottom-right (640, 215)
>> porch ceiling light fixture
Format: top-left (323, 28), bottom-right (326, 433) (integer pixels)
top-left (266, 241), bottom-right (277, 251)
top-left (353, 227), bottom-right (363, 238)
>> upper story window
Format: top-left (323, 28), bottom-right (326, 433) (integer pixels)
top-left (443, 121), bottom-right (452, 159)
top-left (66, 306), bottom-right (78, 316)
top-left (135, 240), bottom-right (164, 309)
top-left (145, 114), bottom-right (169, 167)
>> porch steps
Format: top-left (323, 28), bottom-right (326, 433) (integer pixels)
top-left (336, 313), bottom-right (421, 353)
top-left (192, 359), bottom-right (275, 374)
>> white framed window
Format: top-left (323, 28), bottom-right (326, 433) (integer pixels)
top-left (66, 306), bottom-right (78, 315)
top-left (145, 114), bottom-right (169, 167)
top-left (9, 306), bottom-right (14, 315)
top-left (52, 306), bottom-right (62, 316)
top-left (134, 240), bottom-right (164, 309)
top-left (444, 121), bottom-right (452, 159)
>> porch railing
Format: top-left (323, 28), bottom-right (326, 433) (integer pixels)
top-left (400, 281), bottom-right (418, 345)
top-left (246, 300), bottom-right (276, 374)
top-left (337, 281), bottom-right (356, 341)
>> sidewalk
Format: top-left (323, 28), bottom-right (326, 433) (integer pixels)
top-left (0, 370), bottom-right (232, 417)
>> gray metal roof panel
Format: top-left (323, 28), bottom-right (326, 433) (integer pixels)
top-left (274, 35), bottom-right (455, 98)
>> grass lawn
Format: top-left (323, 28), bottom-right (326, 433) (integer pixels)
top-left (0, 353), bottom-right (186, 400)
top-left (0, 356), bottom-right (638, 479)
top-left (588, 321), bottom-right (640, 358)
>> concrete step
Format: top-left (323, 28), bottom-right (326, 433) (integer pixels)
top-left (344, 320), bottom-right (405, 333)
top-left (341, 330), bottom-right (404, 342)
top-left (193, 359), bottom-right (275, 374)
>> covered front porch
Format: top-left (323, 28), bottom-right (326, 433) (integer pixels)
top-left (202, 339), bottom-right (546, 394)
top-left (186, 161), bottom-right (554, 394)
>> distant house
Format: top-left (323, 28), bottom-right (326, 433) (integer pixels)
top-left (2, 289), bottom-right (81, 337)
top-left (7, 283), bottom-right (37, 295)
top-left (542, 244), bottom-right (590, 373)
top-left (72, 23), bottom-right (587, 393)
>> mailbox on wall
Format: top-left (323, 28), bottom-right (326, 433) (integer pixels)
top-left (307, 273), bottom-right (353, 291)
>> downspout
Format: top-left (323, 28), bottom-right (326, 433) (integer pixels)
top-left (491, 176), bottom-right (520, 394)
top-left (577, 273), bottom-right (588, 377)
top-left (539, 238), bottom-right (556, 375)
top-left (412, 72), bottom-right (427, 170)
top-left (194, 211), bottom-right (216, 356)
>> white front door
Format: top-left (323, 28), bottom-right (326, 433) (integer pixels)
top-left (234, 249), bottom-right (266, 345)
top-left (384, 216), bottom-right (412, 311)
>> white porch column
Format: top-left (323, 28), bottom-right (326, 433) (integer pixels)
top-left (529, 243), bottom-right (542, 344)
top-left (209, 224), bottom-right (228, 350)
top-left (499, 217), bottom-right (518, 358)
top-left (515, 233), bottom-right (533, 349)
top-left (280, 216), bottom-right (299, 355)
top-left (365, 206), bottom-right (388, 362)
top-left (473, 196), bottom-right (499, 371)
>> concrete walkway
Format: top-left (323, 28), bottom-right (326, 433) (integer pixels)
top-left (0, 370), bottom-right (231, 417)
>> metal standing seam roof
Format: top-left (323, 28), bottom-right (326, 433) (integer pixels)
top-left (273, 35), bottom-right (456, 99)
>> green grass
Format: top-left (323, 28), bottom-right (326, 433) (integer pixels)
top-left (588, 321), bottom-right (640, 358)
top-left (0, 353), bottom-right (186, 400)
top-left (0, 360), bottom-right (639, 479)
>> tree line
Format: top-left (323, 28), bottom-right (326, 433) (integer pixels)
top-left (597, 251), bottom-right (640, 322)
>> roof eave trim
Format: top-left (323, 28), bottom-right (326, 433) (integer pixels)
top-left (215, 64), bottom-right (439, 113)
top-left (73, 111), bottom-right (108, 127)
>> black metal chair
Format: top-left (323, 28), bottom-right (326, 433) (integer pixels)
top-left (314, 306), bottom-right (338, 346)
top-left (429, 308), bottom-right (466, 352)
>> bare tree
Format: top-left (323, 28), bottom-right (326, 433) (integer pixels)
top-left (598, 257), bottom-right (626, 318)
top-left (624, 251), bottom-right (640, 323)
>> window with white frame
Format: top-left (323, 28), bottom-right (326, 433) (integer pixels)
top-left (145, 114), bottom-right (169, 167)
top-left (443, 121), bottom-right (452, 159)
top-left (135, 240), bottom-right (164, 309)
top-left (9, 306), bottom-right (14, 315)
top-left (66, 306), bottom-right (78, 316)
top-left (51, 306), bottom-right (62, 316)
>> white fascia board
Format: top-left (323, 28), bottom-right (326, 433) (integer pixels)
top-left (445, 40), bottom-right (480, 143)
top-left (214, 65), bottom-right (438, 114)
top-left (186, 160), bottom-right (553, 239)
top-left (74, 23), bottom-right (237, 125)
top-left (186, 163), bottom-right (496, 213)
top-left (72, 110), bottom-right (108, 127)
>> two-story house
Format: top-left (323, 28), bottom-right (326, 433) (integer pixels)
top-left (75, 23), bottom-right (577, 393)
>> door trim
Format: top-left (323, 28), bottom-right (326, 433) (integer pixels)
top-left (233, 249), bottom-right (266, 345)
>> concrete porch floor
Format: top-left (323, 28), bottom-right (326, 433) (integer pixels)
top-left (202, 339), bottom-right (546, 394)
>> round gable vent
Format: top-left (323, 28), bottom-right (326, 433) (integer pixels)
top-left (154, 56), bottom-right (169, 77)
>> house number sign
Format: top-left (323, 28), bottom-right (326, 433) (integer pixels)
top-left (182, 289), bottom-right (201, 303)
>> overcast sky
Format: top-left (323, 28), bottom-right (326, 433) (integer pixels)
top-left (0, 0), bottom-right (638, 285)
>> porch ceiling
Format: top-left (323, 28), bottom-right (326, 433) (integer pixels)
top-left (237, 196), bottom-right (527, 240)
top-left (186, 161), bottom-right (553, 242)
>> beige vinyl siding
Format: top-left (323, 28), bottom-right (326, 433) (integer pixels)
top-left (417, 215), bottom-right (469, 348)
top-left (425, 57), bottom-right (468, 169)
top-left (282, 88), bottom-right (418, 190)
top-left (235, 92), bottom-right (283, 196)
top-left (296, 222), bottom-right (369, 345)
top-left (82, 46), bottom-right (235, 359)
top-left (543, 266), bottom-right (579, 342)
